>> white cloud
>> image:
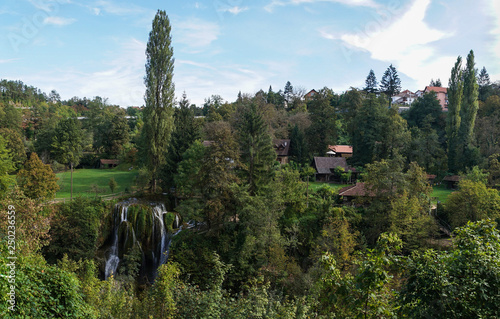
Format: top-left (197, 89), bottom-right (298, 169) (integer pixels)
top-left (92, 0), bottom-right (146, 16)
top-left (0, 58), bottom-right (19, 64)
top-left (265, 0), bottom-right (379, 12)
top-left (488, 0), bottom-right (500, 79)
top-left (332, 0), bottom-right (455, 89)
top-left (173, 18), bottom-right (220, 49)
top-left (219, 6), bottom-right (249, 15)
top-left (43, 16), bottom-right (76, 26)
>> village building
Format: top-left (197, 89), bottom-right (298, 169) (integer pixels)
top-left (312, 156), bottom-right (356, 182)
top-left (327, 145), bottom-right (353, 158)
top-left (273, 139), bottom-right (290, 164)
top-left (424, 86), bottom-right (448, 111)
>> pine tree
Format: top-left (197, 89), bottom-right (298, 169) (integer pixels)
top-left (429, 78), bottom-right (442, 87)
top-left (162, 92), bottom-right (200, 189)
top-left (142, 10), bottom-right (175, 192)
top-left (238, 103), bottom-right (276, 195)
top-left (477, 66), bottom-right (491, 101)
top-left (380, 64), bottom-right (401, 106)
top-left (289, 124), bottom-right (307, 165)
top-left (364, 69), bottom-right (378, 94)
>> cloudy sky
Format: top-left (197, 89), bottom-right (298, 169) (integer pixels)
top-left (1, 0), bottom-right (499, 107)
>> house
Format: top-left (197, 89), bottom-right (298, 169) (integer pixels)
top-left (424, 86), bottom-right (448, 111)
top-left (304, 89), bottom-right (318, 100)
top-left (391, 89), bottom-right (417, 105)
top-left (338, 182), bottom-right (373, 204)
top-left (273, 139), bottom-right (290, 164)
top-left (442, 175), bottom-right (461, 189)
top-left (100, 159), bottom-right (120, 168)
top-left (313, 156), bottom-right (356, 182)
top-left (327, 145), bottom-right (353, 158)
top-left (427, 174), bottom-right (437, 185)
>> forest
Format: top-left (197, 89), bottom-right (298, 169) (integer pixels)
top-left (1, 9), bottom-right (500, 319)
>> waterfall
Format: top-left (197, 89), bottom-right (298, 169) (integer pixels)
top-left (103, 200), bottom-right (181, 282)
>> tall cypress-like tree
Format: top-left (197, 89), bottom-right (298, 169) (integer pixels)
top-left (447, 50), bottom-right (480, 173)
top-left (380, 64), bottom-right (401, 106)
top-left (142, 10), bottom-right (175, 192)
top-left (458, 50), bottom-right (480, 168)
top-left (447, 56), bottom-right (463, 173)
top-left (364, 69), bottom-right (378, 94)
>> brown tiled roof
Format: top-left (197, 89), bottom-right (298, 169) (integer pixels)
top-left (100, 159), bottom-right (120, 165)
top-left (427, 174), bottom-right (437, 180)
top-left (313, 157), bottom-right (350, 174)
top-left (273, 139), bottom-right (290, 157)
top-left (338, 182), bottom-right (373, 197)
top-left (328, 145), bottom-right (353, 154)
top-left (443, 175), bottom-right (461, 182)
top-left (424, 86), bottom-right (448, 94)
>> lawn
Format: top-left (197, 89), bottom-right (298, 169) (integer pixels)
top-left (431, 184), bottom-right (454, 204)
top-left (55, 168), bottom-right (139, 199)
top-left (309, 182), bottom-right (454, 204)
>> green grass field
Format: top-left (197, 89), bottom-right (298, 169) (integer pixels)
top-left (55, 168), bottom-right (139, 199)
top-left (431, 184), bottom-right (454, 204)
top-left (309, 181), bottom-right (454, 204)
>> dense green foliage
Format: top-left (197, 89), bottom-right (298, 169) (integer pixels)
top-left (1, 41), bottom-right (500, 318)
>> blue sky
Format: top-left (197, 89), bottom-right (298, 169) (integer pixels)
top-left (1, 0), bottom-right (499, 107)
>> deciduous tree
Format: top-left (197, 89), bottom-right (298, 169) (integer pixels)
top-left (17, 152), bottom-right (59, 201)
top-left (142, 10), bottom-right (176, 192)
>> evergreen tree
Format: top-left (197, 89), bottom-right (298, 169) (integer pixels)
top-left (447, 56), bottom-right (463, 173)
top-left (429, 78), bottom-right (442, 87)
top-left (0, 135), bottom-right (15, 197)
top-left (237, 103), bottom-right (276, 195)
top-left (162, 92), bottom-right (200, 189)
top-left (284, 81), bottom-right (293, 105)
top-left (477, 66), bottom-right (491, 101)
top-left (289, 124), bottom-right (307, 165)
top-left (142, 10), bottom-right (175, 192)
top-left (305, 87), bottom-right (337, 156)
top-left (200, 122), bottom-right (240, 231)
top-left (380, 64), bottom-right (401, 106)
top-left (364, 69), bottom-right (378, 94)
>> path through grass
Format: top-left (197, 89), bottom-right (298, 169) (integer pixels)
top-left (55, 168), bottom-right (139, 199)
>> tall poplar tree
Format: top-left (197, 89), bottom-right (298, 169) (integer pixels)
top-left (143, 10), bottom-right (175, 192)
top-left (459, 50), bottom-right (479, 149)
top-left (446, 56), bottom-right (463, 173)
top-left (447, 50), bottom-right (480, 173)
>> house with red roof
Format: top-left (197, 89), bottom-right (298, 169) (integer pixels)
top-left (424, 86), bottom-right (448, 111)
top-left (327, 145), bottom-right (353, 158)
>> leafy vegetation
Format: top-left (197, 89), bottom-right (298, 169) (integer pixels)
top-left (1, 13), bottom-right (500, 317)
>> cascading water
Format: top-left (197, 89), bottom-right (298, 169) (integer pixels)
top-left (102, 199), bottom-right (182, 282)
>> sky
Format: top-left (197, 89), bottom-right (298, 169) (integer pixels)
top-left (1, 0), bottom-right (499, 107)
